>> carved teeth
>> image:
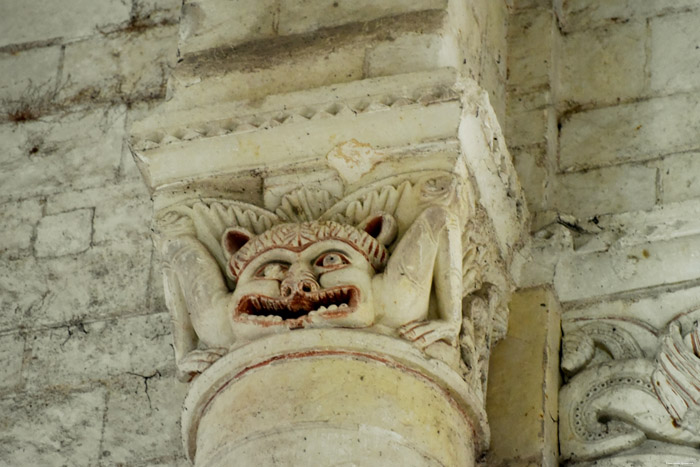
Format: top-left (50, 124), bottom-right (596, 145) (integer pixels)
top-left (328, 304), bottom-right (338, 311)
top-left (317, 306), bottom-right (327, 312)
top-left (339, 303), bottom-right (348, 308)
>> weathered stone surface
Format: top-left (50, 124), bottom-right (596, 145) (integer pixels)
top-left (277, 0), bottom-right (447, 35)
top-left (558, 21), bottom-right (646, 105)
top-left (552, 164), bottom-right (656, 218)
top-left (509, 0), bottom-right (552, 9)
top-left (554, 234), bottom-right (700, 302)
top-left (35, 208), bottom-right (93, 258)
top-left (586, 197), bottom-right (700, 250)
top-left (0, 198), bottom-right (42, 258)
top-left (651, 10), bottom-right (700, 94)
top-left (0, 387), bottom-right (105, 467)
top-left (510, 144), bottom-right (548, 212)
top-left (0, 106), bottom-right (126, 199)
top-left (0, 46), bottom-right (61, 104)
top-left (560, 93), bottom-right (700, 171)
top-left (660, 152), bottom-right (700, 204)
top-left (0, 332), bottom-right (24, 391)
top-left (505, 89), bottom-right (552, 148)
top-left (45, 181), bottom-right (152, 245)
top-left (564, 284), bottom-right (700, 331)
top-left (169, 43), bottom-right (366, 109)
top-left (101, 373), bottom-right (187, 465)
top-left (366, 33), bottom-right (444, 78)
top-left (554, 0), bottom-right (700, 32)
top-left (179, 0), bottom-right (276, 55)
top-left (36, 240), bottom-right (152, 327)
top-left (24, 313), bottom-right (172, 389)
top-left (507, 9), bottom-right (553, 92)
top-left (486, 286), bottom-right (560, 467)
top-left (0, 0), bottom-right (130, 47)
top-left (0, 256), bottom-right (49, 332)
top-left (135, 0), bottom-right (182, 24)
top-left (0, 240), bottom-right (152, 331)
top-left (59, 25), bottom-right (179, 102)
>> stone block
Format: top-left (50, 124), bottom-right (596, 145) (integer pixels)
top-left (34, 240), bottom-right (152, 328)
top-left (0, 46), bottom-right (61, 104)
top-left (510, 144), bottom-right (549, 212)
top-left (0, 256), bottom-right (49, 332)
top-left (278, 0), bottom-right (447, 36)
top-left (506, 94), bottom-right (549, 147)
top-left (507, 9), bottom-right (553, 92)
top-left (0, 332), bottom-right (24, 391)
top-left (590, 197), bottom-right (700, 248)
top-left (170, 43), bottom-right (366, 108)
top-left (564, 285), bottom-right (700, 333)
top-left (59, 25), bottom-right (179, 102)
top-left (512, 225), bottom-right (573, 288)
top-left (559, 93), bottom-right (700, 171)
top-left (24, 313), bottom-right (173, 389)
top-left (558, 21), bottom-right (646, 105)
top-left (509, 0), bottom-right (552, 9)
top-left (179, 0), bottom-right (276, 55)
top-left (486, 286), bottom-right (561, 466)
top-left (0, 0), bottom-right (130, 48)
top-left (554, 233), bottom-right (700, 302)
top-left (0, 387), bottom-right (105, 466)
top-left (34, 209), bottom-right (93, 258)
top-left (660, 152), bottom-right (700, 204)
top-left (134, 0), bottom-right (182, 24)
top-left (480, 0), bottom-right (508, 79)
top-left (554, 0), bottom-right (700, 32)
top-left (551, 164), bottom-right (656, 218)
top-left (46, 180), bottom-right (152, 245)
top-left (480, 53), bottom-right (507, 127)
top-left (650, 10), bottom-right (700, 94)
top-left (0, 198), bottom-right (43, 258)
top-left (101, 373), bottom-right (187, 464)
top-left (365, 33), bottom-right (445, 78)
top-left (0, 106), bottom-right (125, 199)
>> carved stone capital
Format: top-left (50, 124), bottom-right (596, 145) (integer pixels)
top-left (132, 48), bottom-right (526, 464)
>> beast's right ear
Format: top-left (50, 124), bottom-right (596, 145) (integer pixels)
top-left (358, 212), bottom-right (398, 246)
top-left (221, 227), bottom-right (254, 260)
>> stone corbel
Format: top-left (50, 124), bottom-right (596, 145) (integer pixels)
top-left (131, 68), bottom-right (526, 466)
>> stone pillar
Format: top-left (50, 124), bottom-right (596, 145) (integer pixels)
top-left (130, 1), bottom-right (527, 465)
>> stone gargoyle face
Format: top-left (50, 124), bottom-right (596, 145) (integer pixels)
top-left (222, 218), bottom-right (394, 341)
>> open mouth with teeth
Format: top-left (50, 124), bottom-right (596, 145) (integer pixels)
top-left (235, 286), bottom-right (360, 326)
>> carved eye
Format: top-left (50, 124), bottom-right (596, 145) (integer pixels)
top-left (255, 262), bottom-right (289, 280)
top-left (315, 252), bottom-right (349, 269)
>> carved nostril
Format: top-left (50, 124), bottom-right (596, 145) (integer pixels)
top-left (281, 284), bottom-right (293, 297)
top-left (299, 279), bottom-right (318, 293)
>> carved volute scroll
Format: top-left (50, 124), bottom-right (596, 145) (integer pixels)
top-left (560, 311), bottom-right (700, 464)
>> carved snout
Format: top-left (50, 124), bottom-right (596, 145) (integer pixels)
top-left (280, 267), bottom-right (320, 298)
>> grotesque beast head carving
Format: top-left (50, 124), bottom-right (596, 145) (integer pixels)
top-left (222, 215), bottom-right (396, 340)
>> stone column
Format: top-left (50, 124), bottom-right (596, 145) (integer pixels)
top-left (130, 1), bottom-right (527, 465)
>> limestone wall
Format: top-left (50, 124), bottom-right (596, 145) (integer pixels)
top-left (0, 1), bottom-right (188, 465)
top-left (508, 0), bottom-right (700, 464)
top-left (0, 1), bottom-right (509, 465)
top-left (2, 0), bottom-right (699, 465)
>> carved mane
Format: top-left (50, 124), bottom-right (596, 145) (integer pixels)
top-left (230, 221), bottom-right (389, 278)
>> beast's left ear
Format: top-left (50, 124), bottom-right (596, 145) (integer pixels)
top-left (359, 213), bottom-right (397, 246)
top-left (221, 226), bottom-right (254, 260)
